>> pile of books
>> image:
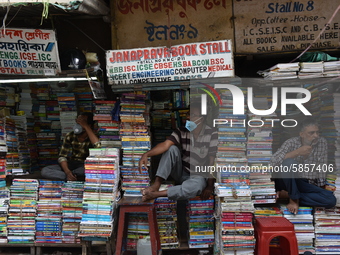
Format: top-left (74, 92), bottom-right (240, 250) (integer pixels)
top-left (4, 118), bottom-right (22, 175)
top-left (8, 179), bottom-right (39, 243)
top-left (154, 186), bottom-right (179, 249)
top-left (298, 61), bottom-right (324, 79)
top-left (11, 115), bottom-right (31, 174)
top-left (323, 61), bottom-right (340, 77)
top-left (247, 114), bottom-right (276, 204)
top-left (257, 63), bottom-right (299, 80)
top-left (188, 196), bottom-right (214, 248)
top-left (282, 206), bottom-right (315, 254)
top-left (57, 93), bottom-right (77, 138)
top-left (126, 213), bottom-right (149, 250)
top-left (119, 93), bottom-right (150, 197)
top-left (314, 207), bottom-right (340, 254)
top-left (61, 181), bottom-right (84, 243)
top-left (79, 148), bottom-right (120, 241)
top-left (215, 194), bottom-right (255, 255)
top-left (94, 100), bottom-right (121, 148)
top-left (35, 180), bottom-right (64, 243)
top-left (0, 188), bottom-right (9, 243)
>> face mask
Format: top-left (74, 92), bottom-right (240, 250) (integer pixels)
top-left (185, 117), bottom-right (202, 132)
top-left (73, 123), bottom-right (83, 134)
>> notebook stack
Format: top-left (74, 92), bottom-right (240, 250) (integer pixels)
top-left (8, 179), bottom-right (39, 243)
top-left (119, 92), bottom-right (150, 197)
top-left (35, 180), bottom-right (64, 243)
top-left (79, 148), bottom-right (120, 241)
top-left (61, 181), bottom-right (84, 243)
top-left (314, 207), bottom-right (340, 255)
top-left (188, 196), bottom-right (215, 248)
top-left (282, 206), bottom-right (314, 254)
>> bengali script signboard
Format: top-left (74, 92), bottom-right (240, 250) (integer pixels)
top-left (106, 40), bottom-right (234, 85)
top-left (234, 0), bottom-right (340, 53)
top-left (0, 28), bottom-right (60, 75)
top-left (113, 0), bottom-right (233, 49)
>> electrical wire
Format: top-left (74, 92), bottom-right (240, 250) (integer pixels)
top-left (0, 0), bottom-right (11, 31)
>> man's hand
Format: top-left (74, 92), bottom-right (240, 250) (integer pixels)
top-left (66, 171), bottom-right (77, 181)
top-left (297, 145), bottom-right (312, 157)
top-left (77, 115), bottom-right (90, 129)
top-left (200, 185), bottom-right (214, 200)
top-left (138, 154), bottom-right (149, 173)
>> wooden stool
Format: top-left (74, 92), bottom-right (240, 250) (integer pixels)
top-left (115, 197), bottom-right (161, 255)
top-left (255, 217), bottom-right (299, 255)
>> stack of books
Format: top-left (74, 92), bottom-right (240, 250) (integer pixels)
top-left (282, 206), bottom-right (314, 254)
top-left (155, 194), bottom-right (179, 249)
top-left (35, 132), bottom-right (59, 169)
top-left (0, 188), bottom-right (9, 243)
top-left (119, 93), bottom-right (150, 197)
top-left (10, 115), bottom-right (30, 174)
top-left (57, 93), bottom-right (77, 138)
top-left (188, 196), bottom-right (215, 248)
top-left (35, 180), bottom-right (64, 243)
top-left (247, 114), bottom-right (276, 204)
top-left (4, 117), bottom-right (22, 175)
top-left (323, 61), bottom-right (340, 77)
top-left (298, 61), bottom-right (324, 79)
top-left (215, 194), bottom-right (255, 255)
top-left (94, 100), bottom-right (121, 148)
top-left (314, 207), bottom-right (340, 254)
top-left (257, 63), bottom-right (299, 80)
top-left (8, 179), bottom-right (39, 243)
top-left (79, 148), bottom-right (120, 241)
top-left (126, 213), bottom-right (149, 250)
top-left (61, 181), bottom-right (84, 243)
top-left (73, 82), bottom-right (94, 113)
top-left (18, 83), bottom-right (34, 118)
top-left (254, 207), bottom-right (282, 218)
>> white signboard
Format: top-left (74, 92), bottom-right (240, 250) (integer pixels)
top-left (106, 40), bottom-right (234, 85)
top-left (0, 28), bottom-right (61, 76)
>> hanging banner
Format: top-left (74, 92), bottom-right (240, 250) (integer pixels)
top-left (0, 28), bottom-right (60, 76)
top-left (106, 40), bottom-right (234, 85)
top-left (234, 0), bottom-right (340, 53)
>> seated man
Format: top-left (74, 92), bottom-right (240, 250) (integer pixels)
top-left (270, 117), bottom-right (336, 214)
top-left (41, 112), bottom-right (101, 181)
top-left (138, 102), bottom-right (218, 201)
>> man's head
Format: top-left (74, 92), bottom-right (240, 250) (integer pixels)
top-left (299, 117), bottom-right (320, 146)
top-left (77, 112), bottom-right (94, 128)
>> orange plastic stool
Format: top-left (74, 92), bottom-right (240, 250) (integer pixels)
top-left (115, 197), bottom-right (161, 255)
top-left (255, 217), bottom-right (299, 255)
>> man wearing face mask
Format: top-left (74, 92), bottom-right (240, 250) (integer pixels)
top-left (139, 101), bottom-right (218, 201)
top-left (270, 117), bottom-right (336, 214)
top-left (41, 112), bottom-right (101, 181)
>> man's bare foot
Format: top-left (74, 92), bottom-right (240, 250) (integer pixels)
top-left (287, 198), bottom-right (299, 214)
top-left (141, 185), bottom-right (159, 196)
top-left (142, 189), bottom-right (157, 201)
